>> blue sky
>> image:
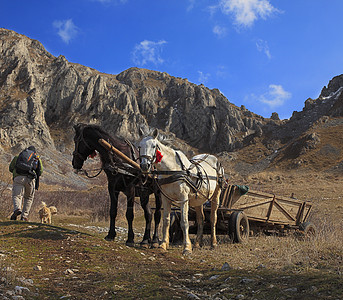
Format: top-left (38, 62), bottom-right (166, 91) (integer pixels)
top-left (2, 0), bottom-right (343, 120)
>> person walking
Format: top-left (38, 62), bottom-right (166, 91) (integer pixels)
top-left (9, 145), bottom-right (43, 221)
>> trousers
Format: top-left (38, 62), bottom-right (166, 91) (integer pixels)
top-left (12, 175), bottom-right (36, 218)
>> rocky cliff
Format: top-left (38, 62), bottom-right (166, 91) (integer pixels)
top-left (0, 28), bottom-right (270, 154)
top-left (1, 28), bottom-right (343, 185)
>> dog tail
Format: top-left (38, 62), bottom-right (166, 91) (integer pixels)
top-left (41, 201), bottom-right (47, 207)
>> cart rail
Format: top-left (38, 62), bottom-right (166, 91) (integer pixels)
top-left (205, 185), bottom-right (313, 227)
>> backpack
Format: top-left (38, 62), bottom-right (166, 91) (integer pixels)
top-left (15, 148), bottom-right (38, 177)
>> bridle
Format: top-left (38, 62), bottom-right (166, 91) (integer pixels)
top-left (73, 127), bottom-right (94, 162)
top-left (72, 127), bottom-right (104, 178)
top-left (138, 144), bottom-right (160, 167)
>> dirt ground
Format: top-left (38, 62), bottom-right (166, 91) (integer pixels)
top-left (0, 170), bottom-right (343, 299)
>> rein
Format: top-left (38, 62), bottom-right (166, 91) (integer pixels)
top-left (74, 126), bottom-right (141, 179)
top-left (76, 168), bottom-right (103, 178)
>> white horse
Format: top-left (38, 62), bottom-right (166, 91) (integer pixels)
top-left (139, 129), bottom-right (223, 255)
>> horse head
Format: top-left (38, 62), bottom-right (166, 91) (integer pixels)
top-left (138, 128), bottom-right (160, 173)
top-left (72, 124), bottom-right (97, 170)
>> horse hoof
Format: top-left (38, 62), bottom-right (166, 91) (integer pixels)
top-left (159, 243), bottom-right (168, 251)
top-left (193, 242), bottom-right (201, 249)
top-left (126, 241), bottom-right (135, 247)
top-left (140, 242), bottom-right (149, 249)
top-left (182, 249), bottom-right (192, 256)
top-left (104, 236), bottom-right (115, 241)
top-left (151, 242), bottom-right (160, 249)
top-left (210, 244), bottom-right (218, 250)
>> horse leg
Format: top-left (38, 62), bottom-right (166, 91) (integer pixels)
top-left (194, 205), bottom-right (204, 249)
top-left (210, 186), bottom-right (220, 248)
top-left (139, 190), bottom-right (152, 248)
top-left (180, 199), bottom-right (192, 255)
top-left (151, 190), bottom-right (162, 248)
top-left (159, 196), bottom-right (171, 251)
top-left (125, 186), bottom-right (135, 247)
top-left (105, 185), bottom-right (119, 241)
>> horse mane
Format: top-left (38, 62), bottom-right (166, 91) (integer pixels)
top-left (141, 128), bottom-right (175, 149)
top-left (80, 123), bottom-right (129, 150)
top-left (75, 123), bottom-right (135, 165)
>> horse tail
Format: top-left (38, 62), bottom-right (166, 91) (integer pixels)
top-left (216, 161), bottom-right (225, 188)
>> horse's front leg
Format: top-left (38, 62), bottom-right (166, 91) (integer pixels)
top-left (152, 190), bottom-right (162, 248)
top-left (125, 186), bottom-right (135, 247)
top-left (105, 185), bottom-right (119, 241)
top-left (139, 190), bottom-right (152, 248)
top-left (159, 195), bottom-right (171, 251)
top-left (210, 186), bottom-right (220, 248)
top-left (194, 205), bottom-right (204, 249)
top-left (180, 199), bottom-right (192, 255)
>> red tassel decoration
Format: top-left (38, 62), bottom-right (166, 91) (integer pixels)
top-left (155, 149), bottom-right (163, 163)
top-left (89, 151), bottom-right (97, 158)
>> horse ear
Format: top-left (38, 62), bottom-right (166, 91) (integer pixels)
top-left (139, 127), bottom-right (145, 138)
top-left (152, 128), bottom-right (158, 139)
top-left (73, 124), bottom-right (80, 132)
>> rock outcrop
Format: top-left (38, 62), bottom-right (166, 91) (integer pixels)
top-left (1, 28), bottom-right (343, 182)
top-left (0, 28), bottom-right (268, 156)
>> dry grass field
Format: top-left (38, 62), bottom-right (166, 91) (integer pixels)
top-left (1, 167), bottom-right (342, 299)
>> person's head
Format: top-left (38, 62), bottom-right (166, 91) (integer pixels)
top-left (28, 145), bottom-right (36, 152)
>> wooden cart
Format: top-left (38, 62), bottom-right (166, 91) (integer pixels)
top-left (170, 184), bottom-right (315, 243)
top-left (98, 139), bottom-right (315, 243)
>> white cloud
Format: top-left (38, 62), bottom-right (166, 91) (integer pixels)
top-left (256, 39), bottom-right (271, 59)
top-left (216, 65), bottom-right (228, 79)
top-left (198, 71), bottom-right (210, 84)
top-left (218, 0), bottom-right (279, 27)
top-left (258, 84), bottom-right (291, 108)
top-left (187, 0), bottom-right (196, 11)
top-left (53, 19), bottom-right (78, 44)
top-left (132, 40), bottom-right (167, 66)
top-left (213, 25), bottom-right (227, 38)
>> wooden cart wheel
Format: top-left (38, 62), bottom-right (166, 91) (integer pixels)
top-left (229, 211), bottom-right (249, 243)
top-left (299, 221), bottom-right (316, 236)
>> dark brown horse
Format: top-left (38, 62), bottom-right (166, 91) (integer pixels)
top-left (72, 123), bottom-right (161, 247)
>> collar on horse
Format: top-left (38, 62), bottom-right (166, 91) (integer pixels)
top-left (150, 152), bottom-right (222, 205)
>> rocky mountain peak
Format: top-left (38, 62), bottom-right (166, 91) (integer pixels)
top-left (320, 74), bottom-right (343, 98)
top-left (1, 28), bottom-right (343, 183)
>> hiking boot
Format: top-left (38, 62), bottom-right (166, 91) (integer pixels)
top-left (10, 209), bottom-right (22, 220)
top-left (20, 216), bottom-right (28, 222)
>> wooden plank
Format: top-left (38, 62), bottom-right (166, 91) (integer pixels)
top-left (226, 185), bottom-right (235, 208)
top-left (266, 195), bottom-right (275, 222)
top-left (295, 202), bottom-right (306, 225)
top-left (220, 185), bottom-right (231, 207)
top-left (234, 199), bottom-right (274, 210)
top-left (273, 200), bottom-right (296, 221)
top-left (209, 186), bottom-right (314, 227)
top-left (98, 139), bottom-right (141, 170)
top-left (246, 216), bottom-right (294, 225)
top-left (229, 188), bottom-right (312, 226)
top-left (303, 204), bottom-right (313, 222)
